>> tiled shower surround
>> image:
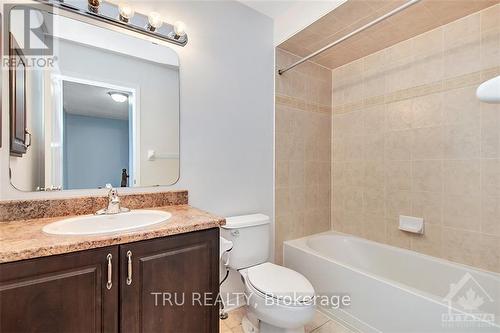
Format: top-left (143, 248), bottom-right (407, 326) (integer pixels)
top-left (276, 5), bottom-right (499, 272)
top-left (275, 49), bottom-right (332, 264)
top-left (332, 6), bottom-right (499, 272)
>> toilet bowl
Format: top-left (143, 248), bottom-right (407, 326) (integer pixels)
top-left (221, 214), bottom-right (315, 333)
top-left (241, 263), bottom-right (315, 332)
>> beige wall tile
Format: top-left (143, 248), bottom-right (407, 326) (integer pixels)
top-left (443, 123), bottom-right (481, 159)
top-left (480, 27), bottom-right (500, 70)
top-left (481, 159), bottom-right (500, 197)
top-left (443, 194), bottom-right (481, 231)
top-left (387, 99), bottom-right (413, 130)
top-left (364, 160), bottom-right (385, 190)
top-left (275, 50), bottom-right (332, 261)
top-left (441, 227), bottom-right (481, 267)
top-left (364, 188), bottom-right (386, 217)
top-left (385, 161), bottom-right (412, 191)
top-left (386, 190), bottom-right (412, 220)
top-left (478, 234), bottom-right (500, 271)
top-left (385, 130), bottom-right (413, 160)
top-left (443, 40), bottom-right (481, 79)
top-left (481, 103), bottom-right (500, 158)
top-left (443, 159), bottom-right (481, 195)
top-left (411, 191), bottom-right (443, 225)
top-left (480, 4), bottom-right (500, 32)
top-left (412, 27), bottom-right (444, 57)
top-left (443, 13), bottom-right (480, 49)
top-left (364, 133), bottom-right (385, 161)
top-left (412, 126), bottom-right (444, 160)
top-left (412, 93), bottom-right (443, 128)
top-left (412, 53), bottom-right (444, 87)
top-left (481, 195), bottom-right (500, 236)
top-left (333, 111), bottom-right (364, 138)
top-left (344, 135), bottom-right (365, 161)
top-left (443, 86), bottom-right (481, 125)
top-left (362, 214), bottom-right (387, 243)
top-left (410, 224), bottom-right (442, 257)
top-left (364, 105), bottom-right (386, 134)
top-left (412, 160), bottom-right (443, 193)
top-left (386, 219), bottom-right (413, 249)
top-left (275, 160), bottom-right (290, 189)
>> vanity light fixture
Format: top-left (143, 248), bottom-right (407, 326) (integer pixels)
top-left (118, 3), bottom-right (134, 23)
top-left (108, 91), bottom-right (128, 103)
top-left (146, 12), bottom-right (163, 32)
top-left (38, 0), bottom-right (189, 46)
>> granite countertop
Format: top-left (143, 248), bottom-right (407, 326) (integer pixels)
top-left (0, 205), bottom-right (225, 263)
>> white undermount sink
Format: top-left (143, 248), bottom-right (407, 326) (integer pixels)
top-left (42, 210), bottom-right (172, 236)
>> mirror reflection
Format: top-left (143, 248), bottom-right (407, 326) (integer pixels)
top-left (9, 6), bottom-right (180, 191)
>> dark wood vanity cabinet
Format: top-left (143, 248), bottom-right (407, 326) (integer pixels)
top-left (0, 246), bottom-right (119, 333)
top-left (120, 228), bottom-right (219, 333)
top-left (0, 228), bottom-right (219, 333)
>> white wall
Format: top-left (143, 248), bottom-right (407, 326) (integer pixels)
top-left (1, 0), bottom-right (274, 301)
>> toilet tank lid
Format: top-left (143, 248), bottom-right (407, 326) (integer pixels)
top-left (222, 214), bottom-right (270, 229)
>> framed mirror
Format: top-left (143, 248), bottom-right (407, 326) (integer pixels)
top-left (6, 4), bottom-right (180, 191)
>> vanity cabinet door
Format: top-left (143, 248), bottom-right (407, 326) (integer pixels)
top-left (120, 228), bottom-right (219, 333)
top-left (0, 246), bottom-right (119, 333)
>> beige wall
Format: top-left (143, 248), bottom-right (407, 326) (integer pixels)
top-left (275, 49), bottom-right (332, 264)
top-left (331, 5), bottom-right (500, 272)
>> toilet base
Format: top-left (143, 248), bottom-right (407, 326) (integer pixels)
top-left (241, 314), bottom-right (305, 333)
top-left (242, 314), bottom-right (259, 333)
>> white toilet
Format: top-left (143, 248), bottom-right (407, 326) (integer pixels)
top-left (221, 214), bottom-right (315, 333)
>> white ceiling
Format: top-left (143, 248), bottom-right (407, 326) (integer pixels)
top-left (238, 0), bottom-right (347, 45)
top-left (63, 81), bottom-right (130, 120)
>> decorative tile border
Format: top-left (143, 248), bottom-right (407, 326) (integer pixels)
top-left (333, 67), bottom-right (500, 114)
top-left (276, 94), bottom-right (331, 114)
top-left (0, 190), bottom-right (188, 222)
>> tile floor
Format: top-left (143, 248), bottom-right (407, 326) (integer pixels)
top-left (219, 307), bottom-right (356, 333)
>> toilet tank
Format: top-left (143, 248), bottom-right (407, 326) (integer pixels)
top-left (220, 214), bottom-right (270, 270)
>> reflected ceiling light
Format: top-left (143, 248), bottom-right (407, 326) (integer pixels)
top-left (147, 12), bottom-right (163, 32)
top-left (118, 3), bottom-right (135, 23)
top-left (108, 91), bottom-right (128, 103)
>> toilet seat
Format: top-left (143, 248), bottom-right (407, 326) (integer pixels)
top-left (246, 262), bottom-right (315, 306)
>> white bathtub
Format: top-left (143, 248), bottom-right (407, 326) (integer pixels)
top-left (284, 232), bottom-right (500, 333)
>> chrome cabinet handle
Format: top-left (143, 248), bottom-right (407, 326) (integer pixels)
top-left (126, 250), bottom-right (132, 285)
top-left (106, 254), bottom-right (113, 290)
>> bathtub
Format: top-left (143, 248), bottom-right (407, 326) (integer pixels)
top-left (284, 232), bottom-right (500, 333)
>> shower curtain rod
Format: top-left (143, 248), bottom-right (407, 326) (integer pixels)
top-left (278, 0), bottom-right (421, 75)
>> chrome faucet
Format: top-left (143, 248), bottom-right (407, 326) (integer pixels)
top-left (96, 184), bottom-right (130, 215)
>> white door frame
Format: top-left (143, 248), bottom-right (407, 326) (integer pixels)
top-left (51, 74), bottom-right (140, 188)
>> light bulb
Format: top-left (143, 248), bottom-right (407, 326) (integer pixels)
top-left (173, 21), bottom-right (186, 37)
top-left (118, 3), bottom-right (135, 22)
top-left (147, 12), bottom-right (163, 31)
top-left (88, 0), bottom-right (101, 13)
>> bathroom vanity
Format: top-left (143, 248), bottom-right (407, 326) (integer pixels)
top-left (1, 2), bottom-right (223, 332)
top-left (0, 196), bottom-right (224, 333)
